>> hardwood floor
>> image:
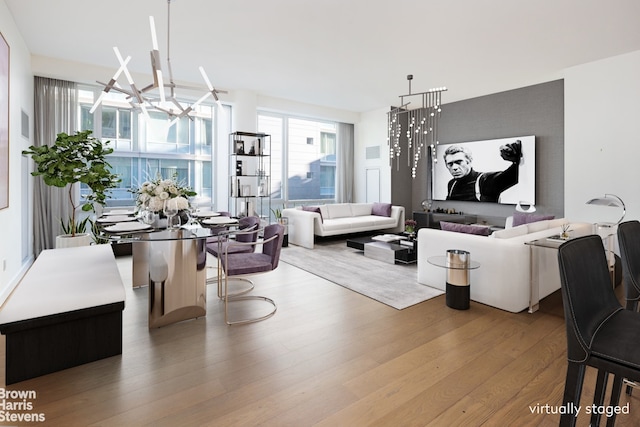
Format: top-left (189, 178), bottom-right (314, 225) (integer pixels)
top-left (1, 253), bottom-right (640, 426)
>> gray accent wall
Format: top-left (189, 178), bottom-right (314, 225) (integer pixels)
top-left (392, 79), bottom-right (564, 222)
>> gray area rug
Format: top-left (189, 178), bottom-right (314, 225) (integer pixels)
top-left (279, 238), bottom-right (444, 309)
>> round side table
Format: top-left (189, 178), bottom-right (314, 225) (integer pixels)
top-left (427, 250), bottom-right (480, 310)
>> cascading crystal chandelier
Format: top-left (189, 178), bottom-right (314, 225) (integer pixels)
top-left (387, 75), bottom-right (446, 178)
top-left (90, 0), bottom-right (225, 126)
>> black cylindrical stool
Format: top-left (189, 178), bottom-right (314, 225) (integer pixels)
top-left (445, 249), bottom-right (470, 310)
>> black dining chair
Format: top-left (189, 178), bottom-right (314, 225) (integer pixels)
top-left (617, 220), bottom-right (640, 396)
top-left (557, 235), bottom-right (640, 426)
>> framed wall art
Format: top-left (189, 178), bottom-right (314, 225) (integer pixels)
top-left (433, 135), bottom-right (536, 205)
top-left (0, 31), bottom-right (9, 210)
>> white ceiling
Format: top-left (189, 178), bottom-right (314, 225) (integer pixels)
top-left (5, 0), bottom-right (640, 113)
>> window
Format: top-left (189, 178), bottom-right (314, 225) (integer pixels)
top-left (78, 87), bottom-right (223, 207)
top-left (258, 113), bottom-right (337, 204)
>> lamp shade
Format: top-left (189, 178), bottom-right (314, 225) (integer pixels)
top-left (585, 194), bottom-right (626, 225)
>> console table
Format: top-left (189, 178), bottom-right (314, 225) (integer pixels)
top-left (413, 212), bottom-right (478, 229)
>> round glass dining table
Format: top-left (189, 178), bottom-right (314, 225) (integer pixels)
top-left (103, 220), bottom-right (238, 328)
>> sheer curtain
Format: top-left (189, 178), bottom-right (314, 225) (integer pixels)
top-left (32, 77), bottom-right (77, 255)
top-left (335, 122), bottom-right (354, 203)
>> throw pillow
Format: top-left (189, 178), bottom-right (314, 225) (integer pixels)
top-left (440, 221), bottom-right (491, 236)
top-left (512, 212), bottom-right (555, 227)
top-left (372, 202), bottom-right (392, 217)
top-left (302, 206), bottom-right (323, 223)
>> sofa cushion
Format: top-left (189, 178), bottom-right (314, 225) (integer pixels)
top-left (318, 205), bottom-right (329, 221)
top-left (326, 204), bottom-right (353, 219)
top-left (350, 203), bottom-right (373, 216)
top-left (526, 220), bottom-right (549, 233)
top-left (322, 217), bottom-right (356, 232)
top-left (512, 212), bottom-right (555, 227)
top-left (372, 202), bottom-right (392, 217)
top-left (369, 215), bottom-right (398, 227)
top-left (440, 221), bottom-right (491, 236)
top-left (302, 206), bottom-right (323, 223)
top-left (548, 218), bottom-right (568, 229)
top-left (491, 224), bottom-right (529, 239)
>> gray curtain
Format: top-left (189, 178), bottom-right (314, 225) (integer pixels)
top-left (32, 77), bottom-right (77, 255)
top-left (335, 122), bottom-right (354, 203)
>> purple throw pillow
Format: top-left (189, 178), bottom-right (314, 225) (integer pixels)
top-left (302, 206), bottom-right (323, 223)
top-left (440, 221), bottom-right (491, 236)
top-left (512, 212), bottom-right (555, 227)
top-left (372, 202), bottom-right (392, 217)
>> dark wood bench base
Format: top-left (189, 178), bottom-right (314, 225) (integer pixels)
top-left (1, 302), bottom-right (124, 385)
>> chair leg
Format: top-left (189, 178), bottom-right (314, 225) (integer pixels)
top-left (560, 362), bottom-right (585, 427)
top-left (591, 370), bottom-right (609, 427)
top-left (223, 269), bottom-right (276, 325)
top-left (607, 375), bottom-right (624, 427)
top-left (624, 299), bottom-right (639, 396)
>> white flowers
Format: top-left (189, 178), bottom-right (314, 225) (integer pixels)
top-left (134, 175), bottom-right (195, 213)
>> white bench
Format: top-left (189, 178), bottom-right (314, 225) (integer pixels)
top-left (0, 245), bottom-right (126, 384)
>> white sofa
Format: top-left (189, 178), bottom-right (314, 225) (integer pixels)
top-left (417, 218), bottom-right (593, 312)
top-left (282, 203), bottom-right (405, 249)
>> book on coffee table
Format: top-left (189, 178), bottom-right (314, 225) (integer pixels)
top-left (546, 234), bottom-right (570, 242)
top-left (372, 234), bottom-right (407, 243)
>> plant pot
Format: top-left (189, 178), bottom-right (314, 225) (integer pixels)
top-left (55, 233), bottom-right (92, 249)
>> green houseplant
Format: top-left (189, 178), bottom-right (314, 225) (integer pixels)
top-left (22, 130), bottom-right (121, 241)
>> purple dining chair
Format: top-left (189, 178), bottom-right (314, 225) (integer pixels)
top-left (219, 223), bottom-right (284, 325)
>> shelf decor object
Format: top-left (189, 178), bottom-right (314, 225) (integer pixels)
top-left (387, 75), bottom-right (447, 178)
top-left (89, 0), bottom-right (226, 125)
top-left (515, 200), bottom-right (536, 213)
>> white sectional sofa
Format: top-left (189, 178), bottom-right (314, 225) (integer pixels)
top-left (282, 203), bottom-right (405, 249)
top-left (417, 218), bottom-right (593, 312)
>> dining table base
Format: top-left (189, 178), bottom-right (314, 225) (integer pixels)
top-left (133, 237), bottom-right (207, 328)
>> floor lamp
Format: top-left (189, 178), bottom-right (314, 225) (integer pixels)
top-left (585, 193), bottom-right (626, 285)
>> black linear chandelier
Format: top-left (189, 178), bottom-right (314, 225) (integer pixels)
top-left (90, 0), bottom-right (225, 126)
top-left (387, 75), bottom-right (447, 178)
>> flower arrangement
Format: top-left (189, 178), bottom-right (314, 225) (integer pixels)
top-left (405, 219), bottom-right (417, 233)
top-left (133, 174), bottom-right (196, 213)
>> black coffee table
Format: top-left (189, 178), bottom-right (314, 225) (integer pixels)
top-left (346, 235), bottom-right (416, 264)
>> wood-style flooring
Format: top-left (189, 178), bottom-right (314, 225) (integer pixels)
top-left (1, 254), bottom-right (639, 426)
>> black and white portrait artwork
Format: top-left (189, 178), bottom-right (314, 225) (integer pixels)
top-left (433, 135), bottom-right (536, 205)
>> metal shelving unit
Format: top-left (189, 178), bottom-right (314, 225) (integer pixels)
top-left (228, 131), bottom-right (271, 222)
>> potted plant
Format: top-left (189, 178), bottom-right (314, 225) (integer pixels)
top-left (22, 130), bottom-right (121, 247)
top-left (271, 204), bottom-right (288, 247)
top-left (271, 206), bottom-right (283, 222)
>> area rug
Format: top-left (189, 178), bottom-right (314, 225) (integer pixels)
top-left (279, 238), bottom-right (444, 309)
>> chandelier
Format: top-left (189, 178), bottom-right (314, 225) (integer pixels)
top-left (90, 0), bottom-right (225, 126)
top-left (387, 75), bottom-right (446, 178)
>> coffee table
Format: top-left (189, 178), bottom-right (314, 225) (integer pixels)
top-left (346, 235), bottom-right (417, 264)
